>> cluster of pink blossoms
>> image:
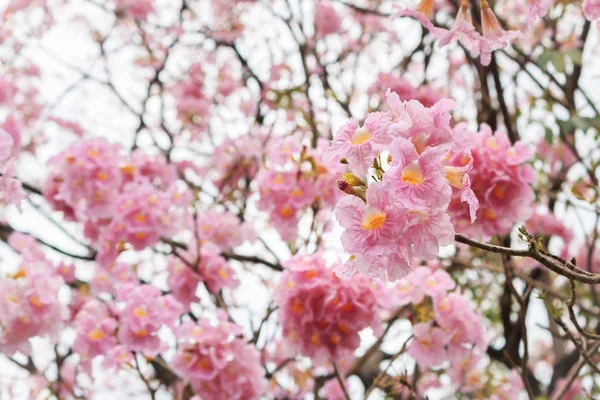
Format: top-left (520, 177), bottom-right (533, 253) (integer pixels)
top-left (328, 91), bottom-right (476, 280)
top-left (448, 123), bottom-right (535, 239)
top-left (274, 254), bottom-right (381, 364)
top-left (391, 266), bottom-right (487, 382)
top-left (172, 63), bottom-right (213, 139)
top-left (72, 284), bottom-right (183, 369)
top-left (329, 89), bottom-right (535, 279)
top-left (394, 0), bottom-right (523, 66)
top-left (44, 138), bottom-right (190, 265)
top-left (256, 136), bottom-right (343, 241)
top-left (171, 317), bottom-right (267, 400)
top-left (0, 240), bottom-right (67, 355)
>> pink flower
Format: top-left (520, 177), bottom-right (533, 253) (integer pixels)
top-left (389, 98), bottom-right (456, 153)
top-left (384, 137), bottom-right (451, 209)
top-left (526, 0), bottom-right (552, 29)
top-left (117, 284), bottom-right (183, 356)
top-left (393, 1), bottom-right (449, 40)
top-left (392, 266), bottom-right (430, 305)
top-left (325, 113), bottom-right (390, 176)
top-left (274, 254), bottom-right (381, 364)
top-left (448, 124), bottom-right (535, 239)
top-left (433, 292), bottom-right (486, 362)
top-left (407, 208), bottom-right (455, 260)
top-left (96, 181), bottom-right (187, 265)
top-left (335, 182), bottom-right (408, 256)
top-left (44, 138), bottom-right (124, 221)
top-left (407, 322), bottom-right (449, 368)
top-left (0, 262), bottom-right (66, 355)
top-left (438, 1), bottom-right (482, 57)
top-left (315, 1), bottom-right (342, 38)
top-left (479, 0), bottom-right (522, 65)
top-left (171, 319), bottom-right (267, 400)
top-left (583, 0), bottom-right (600, 21)
top-left (73, 300), bottom-right (118, 361)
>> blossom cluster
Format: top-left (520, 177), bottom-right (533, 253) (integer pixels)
top-left (392, 266), bottom-right (487, 382)
top-left (43, 138), bottom-right (191, 265)
top-left (0, 239), bottom-right (67, 355)
top-left (328, 91), bottom-right (472, 280)
top-left (274, 254), bottom-right (381, 364)
top-left (329, 89), bottom-right (535, 280)
top-left (171, 317), bottom-right (267, 400)
top-left (447, 123), bottom-right (535, 239)
top-left (256, 135), bottom-right (343, 242)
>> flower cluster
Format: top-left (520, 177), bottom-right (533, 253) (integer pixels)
top-left (44, 139), bottom-right (190, 265)
top-left (329, 92), bottom-right (476, 280)
top-left (171, 317), bottom-right (267, 400)
top-left (72, 299), bottom-right (118, 367)
top-left (257, 136), bottom-right (343, 242)
top-left (394, 0), bottom-right (522, 66)
top-left (96, 180), bottom-right (187, 265)
top-left (44, 137), bottom-right (125, 221)
top-left (274, 254), bottom-right (381, 364)
top-left (447, 123), bottom-right (535, 239)
top-left (173, 63), bottom-right (212, 138)
top-left (392, 266), bottom-right (487, 369)
top-left (0, 260), bottom-right (66, 355)
top-left (116, 284), bottom-right (183, 356)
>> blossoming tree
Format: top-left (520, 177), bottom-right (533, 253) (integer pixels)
top-left (1, 0), bottom-right (600, 398)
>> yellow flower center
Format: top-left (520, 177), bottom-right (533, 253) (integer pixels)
top-left (96, 171), bottom-right (109, 181)
top-left (361, 207), bottom-right (386, 230)
top-left (133, 213), bottom-right (147, 223)
top-left (279, 205), bottom-right (294, 218)
top-left (88, 329), bottom-right (105, 341)
top-left (445, 166), bottom-right (466, 189)
top-left (485, 137), bottom-right (499, 150)
top-left (401, 163), bottom-right (425, 185)
top-left (350, 127), bottom-right (372, 145)
top-left (492, 185), bottom-right (506, 199)
top-left (484, 209), bottom-right (497, 220)
top-left (217, 268), bottom-right (229, 279)
top-left (30, 296), bottom-right (42, 308)
top-left (133, 307), bottom-right (148, 318)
